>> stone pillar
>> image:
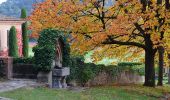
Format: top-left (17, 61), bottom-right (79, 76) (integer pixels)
top-left (0, 57), bottom-right (13, 79)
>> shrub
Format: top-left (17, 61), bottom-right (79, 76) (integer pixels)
top-left (8, 26), bottom-right (18, 57)
top-left (33, 29), bottom-right (70, 72)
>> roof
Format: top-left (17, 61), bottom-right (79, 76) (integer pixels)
top-left (0, 14), bottom-right (25, 22)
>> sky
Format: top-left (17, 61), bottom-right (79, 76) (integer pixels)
top-left (0, 0), bottom-right (6, 4)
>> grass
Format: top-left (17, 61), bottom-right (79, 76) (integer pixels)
top-left (1, 85), bottom-right (170, 100)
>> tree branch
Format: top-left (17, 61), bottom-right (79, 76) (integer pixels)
top-left (102, 38), bottom-right (145, 49)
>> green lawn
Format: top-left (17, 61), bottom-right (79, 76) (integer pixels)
top-left (1, 85), bottom-right (170, 100)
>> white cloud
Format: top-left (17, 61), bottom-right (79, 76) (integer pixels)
top-left (0, 0), bottom-right (6, 4)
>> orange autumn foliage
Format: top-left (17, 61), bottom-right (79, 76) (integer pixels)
top-left (29, 0), bottom-right (170, 61)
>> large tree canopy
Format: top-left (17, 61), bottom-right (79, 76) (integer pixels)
top-left (29, 0), bottom-right (170, 87)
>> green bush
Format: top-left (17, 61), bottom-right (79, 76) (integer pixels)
top-left (33, 29), bottom-right (70, 72)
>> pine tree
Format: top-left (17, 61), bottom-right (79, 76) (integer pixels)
top-left (21, 8), bottom-right (29, 57)
top-left (8, 26), bottom-right (18, 57)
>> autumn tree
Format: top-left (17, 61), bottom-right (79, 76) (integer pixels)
top-left (29, 0), bottom-right (170, 87)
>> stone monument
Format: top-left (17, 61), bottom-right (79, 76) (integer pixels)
top-left (51, 38), bottom-right (70, 88)
top-left (37, 38), bottom-right (70, 88)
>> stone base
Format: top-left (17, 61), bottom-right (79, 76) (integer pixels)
top-left (52, 76), bottom-right (67, 88)
top-left (37, 71), bottom-right (52, 87)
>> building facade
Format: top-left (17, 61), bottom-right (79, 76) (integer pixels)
top-left (0, 14), bottom-right (25, 57)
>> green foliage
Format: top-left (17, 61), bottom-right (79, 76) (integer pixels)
top-left (117, 62), bottom-right (145, 76)
top-left (33, 45), bottom-right (55, 71)
top-left (118, 62), bottom-right (142, 66)
top-left (79, 66), bottom-right (95, 86)
top-left (13, 57), bottom-right (34, 64)
top-left (8, 26), bottom-right (18, 57)
top-left (68, 56), bottom-right (117, 86)
top-left (20, 8), bottom-right (27, 18)
top-left (22, 22), bottom-right (29, 57)
top-left (68, 57), bottom-right (145, 85)
top-left (33, 29), bottom-right (70, 72)
top-left (21, 8), bottom-right (29, 57)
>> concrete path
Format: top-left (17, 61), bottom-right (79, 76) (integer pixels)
top-left (0, 79), bottom-right (38, 93)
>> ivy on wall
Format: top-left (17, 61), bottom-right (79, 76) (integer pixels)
top-left (33, 29), bottom-right (70, 72)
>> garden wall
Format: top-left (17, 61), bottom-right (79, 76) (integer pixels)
top-left (12, 58), bottom-right (37, 79)
top-left (13, 64), bottom-right (37, 79)
top-left (86, 71), bottom-right (144, 86)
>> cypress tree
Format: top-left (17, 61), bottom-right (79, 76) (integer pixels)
top-left (21, 8), bottom-right (27, 18)
top-left (21, 8), bottom-right (29, 57)
top-left (8, 26), bottom-right (18, 57)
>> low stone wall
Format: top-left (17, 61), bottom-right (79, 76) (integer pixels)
top-left (86, 71), bottom-right (144, 86)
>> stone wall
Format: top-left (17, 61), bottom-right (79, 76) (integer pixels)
top-left (0, 57), bottom-right (13, 79)
top-left (86, 71), bottom-right (144, 86)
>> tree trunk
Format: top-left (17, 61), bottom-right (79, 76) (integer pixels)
top-left (144, 48), bottom-right (156, 87)
top-left (143, 34), bottom-right (156, 87)
top-left (168, 54), bottom-right (170, 84)
top-left (157, 46), bottom-right (164, 86)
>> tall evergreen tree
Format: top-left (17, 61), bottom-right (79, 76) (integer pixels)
top-left (21, 8), bottom-right (29, 57)
top-left (8, 26), bottom-right (18, 57)
top-left (21, 8), bottom-right (27, 18)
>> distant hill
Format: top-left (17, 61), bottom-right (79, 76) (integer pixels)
top-left (0, 0), bottom-right (44, 18)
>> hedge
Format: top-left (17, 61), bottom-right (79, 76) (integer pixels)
top-left (68, 56), bottom-right (145, 86)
